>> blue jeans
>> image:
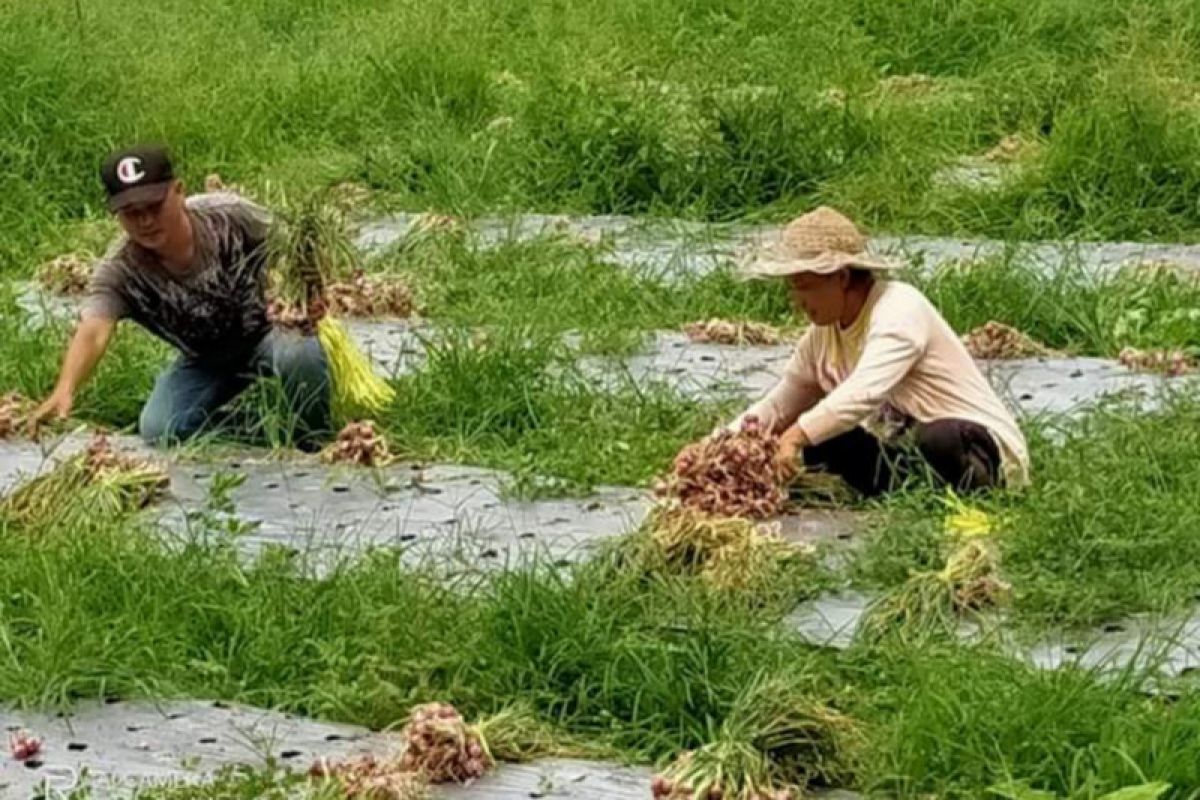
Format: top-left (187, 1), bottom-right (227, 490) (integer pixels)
top-left (139, 329), bottom-right (331, 447)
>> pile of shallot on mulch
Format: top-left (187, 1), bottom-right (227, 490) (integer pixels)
top-left (309, 702), bottom-right (494, 799)
top-left (321, 420), bottom-right (392, 467)
top-left (1118, 347), bottom-right (1197, 377)
top-left (683, 319), bottom-right (785, 346)
top-left (326, 269), bottom-right (416, 319)
top-left (961, 321), bottom-right (1053, 360)
top-left (37, 254), bottom-right (92, 296)
top-left (655, 415), bottom-right (789, 519)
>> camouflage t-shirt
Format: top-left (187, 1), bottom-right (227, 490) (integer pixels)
top-left (84, 193), bottom-right (274, 366)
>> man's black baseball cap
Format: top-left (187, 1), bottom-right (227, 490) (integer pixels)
top-left (100, 145), bottom-right (175, 212)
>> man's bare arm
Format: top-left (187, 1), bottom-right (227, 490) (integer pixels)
top-left (30, 315), bottom-right (117, 428)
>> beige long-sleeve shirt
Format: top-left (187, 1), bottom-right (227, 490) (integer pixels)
top-left (739, 280), bottom-right (1030, 486)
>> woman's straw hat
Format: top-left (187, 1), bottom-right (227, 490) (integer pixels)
top-left (740, 206), bottom-right (897, 278)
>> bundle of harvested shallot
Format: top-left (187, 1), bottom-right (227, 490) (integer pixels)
top-left (632, 504), bottom-right (813, 593)
top-left (1, 433), bottom-right (169, 526)
top-left (397, 703), bottom-right (493, 784)
top-left (860, 539), bottom-right (1010, 641)
top-left (655, 415), bottom-right (789, 519)
top-left (652, 675), bottom-right (860, 800)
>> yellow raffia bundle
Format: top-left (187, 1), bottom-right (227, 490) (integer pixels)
top-left (266, 190), bottom-right (396, 422)
top-left (318, 317), bottom-right (396, 419)
top-left (941, 493), bottom-right (998, 541)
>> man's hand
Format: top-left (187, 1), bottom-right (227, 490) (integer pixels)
top-left (776, 425), bottom-right (809, 476)
top-left (28, 389), bottom-right (73, 435)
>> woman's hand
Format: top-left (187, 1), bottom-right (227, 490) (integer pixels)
top-left (776, 425), bottom-right (809, 475)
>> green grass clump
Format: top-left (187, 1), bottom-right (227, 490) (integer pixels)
top-left (909, 260), bottom-right (1200, 356)
top-left (15, 0), bottom-right (1200, 273)
top-left (0, 493), bottom-right (1198, 797)
top-left (375, 325), bottom-right (731, 493)
top-left (847, 642), bottom-right (1200, 798)
top-left (852, 391), bottom-right (1200, 628)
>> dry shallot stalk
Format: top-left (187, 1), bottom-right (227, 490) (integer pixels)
top-left (656, 415), bottom-right (789, 519)
top-left (322, 420), bottom-right (391, 467)
top-left (634, 504), bottom-right (813, 592)
top-left (411, 213), bottom-right (463, 236)
top-left (329, 181), bottom-right (372, 211)
top-left (683, 319), bottom-right (784, 346)
top-left (982, 133), bottom-right (1039, 164)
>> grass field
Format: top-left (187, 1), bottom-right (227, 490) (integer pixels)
top-left (10, 0), bottom-right (1200, 273)
top-left (6, 1), bottom-right (1200, 797)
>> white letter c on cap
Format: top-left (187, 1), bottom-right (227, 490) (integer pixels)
top-left (116, 157), bottom-right (146, 185)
